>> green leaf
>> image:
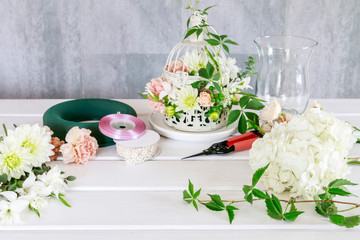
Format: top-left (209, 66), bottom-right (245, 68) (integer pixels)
top-left (227, 110), bottom-right (240, 127)
top-left (204, 46), bottom-right (219, 69)
top-left (328, 179), bottom-right (357, 188)
top-left (348, 160), bottom-right (360, 165)
top-left (245, 100), bottom-right (265, 110)
top-left (184, 28), bottom-right (197, 40)
top-left (329, 214), bottom-right (346, 225)
top-left (284, 211), bottom-right (304, 221)
top-left (222, 44), bottom-right (229, 54)
top-left (245, 193), bottom-right (253, 205)
top-left (271, 194), bottom-right (282, 215)
top-left (245, 112), bottom-right (259, 125)
top-left (203, 202), bottom-right (225, 211)
top-left (203, 5), bottom-right (217, 13)
top-left (243, 185), bottom-right (252, 195)
top-left (0, 173), bottom-right (8, 184)
top-left (328, 187), bottom-right (353, 196)
top-left (252, 188), bottom-right (267, 199)
top-left (2, 124), bottom-right (8, 136)
top-left (265, 197), bottom-right (283, 220)
top-left (205, 39), bottom-right (221, 46)
top-left (58, 195), bottom-right (71, 207)
top-left (226, 205), bottom-right (239, 211)
top-left (342, 215), bottom-right (360, 228)
top-left (212, 73), bottom-right (220, 81)
top-left (8, 182), bottom-right (17, 191)
top-left (209, 33), bottom-right (220, 41)
top-left (193, 189), bottom-right (201, 199)
top-left (188, 179), bottom-right (194, 196)
top-left (191, 81), bottom-right (203, 88)
top-left (66, 176), bottom-right (76, 181)
top-left (183, 190), bottom-right (192, 202)
top-left (206, 62), bottom-right (215, 78)
top-left (224, 39), bottom-right (239, 45)
top-left (239, 96), bottom-right (250, 108)
top-left (252, 164), bottom-right (270, 187)
top-left (238, 113), bottom-right (247, 134)
top-left (208, 194), bottom-right (224, 208)
top-left (196, 28), bottom-right (203, 38)
top-left (199, 68), bottom-right (209, 79)
top-left (213, 82), bottom-right (222, 93)
top-left (28, 204), bottom-right (40, 218)
top-left (186, 17), bottom-right (190, 29)
top-left (219, 35), bottom-right (228, 41)
top-left (226, 208), bottom-right (235, 224)
top-left (192, 200), bottom-right (199, 211)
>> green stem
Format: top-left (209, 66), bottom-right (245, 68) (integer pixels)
top-left (336, 205), bottom-right (359, 213)
top-left (198, 198), bottom-right (360, 207)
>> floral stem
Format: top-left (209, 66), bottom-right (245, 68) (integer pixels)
top-left (198, 198), bottom-right (360, 207)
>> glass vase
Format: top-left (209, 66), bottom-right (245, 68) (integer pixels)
top-left (254, 36), bottom-right (318, 114)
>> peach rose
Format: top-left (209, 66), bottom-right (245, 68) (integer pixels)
top-left (259, 100), bottom-right (282, 122)
top-left (167, 60), bottom-right (188, 73)
top-left (65, 126), bottom-right (92, 144)
top-left (198, 91), bottom-right (213, 107)
top-left (260, 122), bottom-right (273, 133)
top-left (147, 100), bottom-right (166, 114)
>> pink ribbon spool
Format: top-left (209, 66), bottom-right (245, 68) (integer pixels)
top-left (99, 114), bottom-right (146, 140)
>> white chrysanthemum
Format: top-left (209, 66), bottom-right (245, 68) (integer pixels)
top-left (174, 85), bottom-right (200, 112)
top-left (7, 124), bottom-right (53, 167)
top-left (0, 191), bottom-right (29, 224)
top-left (37, 165), bottom-right (67, 196)
top-left (182, 49), bottom-right (208, 73)
top-left (219, 57), bottom-right (239, 86)
top-left (249, 108), bottom-right (356, 199)
top-left (0, 140), bottom-right (33, 179)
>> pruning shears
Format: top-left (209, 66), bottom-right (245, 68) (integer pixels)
top-left (181, 131), bottom-right (263, 160)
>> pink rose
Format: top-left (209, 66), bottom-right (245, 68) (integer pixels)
top-left (146, 77), bottom-right (166, 97)
top-left (259, 100), bottom-right (282, 122)
top-left (198, 91), bottom-right (213, 107)
top-left (278, 114), bottom-right (292, 123)
top-left (310, 101), bottom-right (323, 110)
top-left (147, 100), bottom-right (166, 114)
top-left (60, 127), bottom-right (99, 165)
top-left (167, 60), bottom-right (188, 73)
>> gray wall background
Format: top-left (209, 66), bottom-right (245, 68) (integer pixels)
top-left (0, 0), bottom-right (359, 99)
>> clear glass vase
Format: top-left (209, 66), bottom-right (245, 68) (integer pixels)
top-left (254, 36), bottom-right (318, 114)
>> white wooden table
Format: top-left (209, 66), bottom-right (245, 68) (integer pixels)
top-left (0, 99), bottom-right (359, 240)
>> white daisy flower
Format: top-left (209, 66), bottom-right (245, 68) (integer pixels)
top-left (7, 124), bottom-right (54, 167)
top-left (174, 86), bottom-right (200, 112)
top-left (0, 140), bottom-right (33, 179)
top-left (182, 49), bottom-right (208, 73)
top-left (221, 88), bottom-right (233, 107)
top-left (219, 57), bottom-right (239, 86)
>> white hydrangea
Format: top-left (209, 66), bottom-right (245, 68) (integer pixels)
top-left (249, 108), bottom-right (356, 199)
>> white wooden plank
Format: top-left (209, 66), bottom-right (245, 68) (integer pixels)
top-left (0, 99), bottom-right (359, 116)
top-left (2, 191), bottom-right (359, 230)
top-left (49, 161), bottom-right (360, 191)
top-left (0, 230), bottom-right (356, 240)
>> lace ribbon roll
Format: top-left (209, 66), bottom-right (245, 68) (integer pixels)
top-left (114, 130), bottom-right (160, 166)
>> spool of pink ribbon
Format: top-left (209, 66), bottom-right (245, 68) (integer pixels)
top-left (99, 114), bottom-right (146, 140)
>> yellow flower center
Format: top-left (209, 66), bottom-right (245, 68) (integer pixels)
top-left (4, 153), bottom-right (21, 169)
top-left (22, 139), bottom-right (36, 153)
top-left (184, 95), bottom-right (197, 108)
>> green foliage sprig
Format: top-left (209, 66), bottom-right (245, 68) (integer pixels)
top-left (183, 164), bottom-right (360, 228)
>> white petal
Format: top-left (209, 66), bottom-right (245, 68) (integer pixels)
top-left (23, 172), bottom-right (36, 189)
top-left (10, 199), bottom-right (29, 213)
top-left (0, 191), bottom-right (17, 202)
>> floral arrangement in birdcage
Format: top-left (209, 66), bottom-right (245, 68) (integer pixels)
top-left (142, 4), bottom-right (263, 132)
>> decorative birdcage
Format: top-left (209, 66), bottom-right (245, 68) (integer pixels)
top-left (161, 13), bottom-right (228, 132)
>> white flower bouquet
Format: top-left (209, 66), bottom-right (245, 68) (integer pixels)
top-left (249, 105), bottom-right (356, 199)
top-left (0, 124), bottom-right (75, 224)
top-left (142, 5), bottom-right (261, 132)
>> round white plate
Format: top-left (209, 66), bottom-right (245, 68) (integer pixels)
top-left (148, 112), bottom-right (237, 142)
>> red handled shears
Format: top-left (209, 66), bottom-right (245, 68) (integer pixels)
top-left (181, 131), bottom-right (262, 160)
